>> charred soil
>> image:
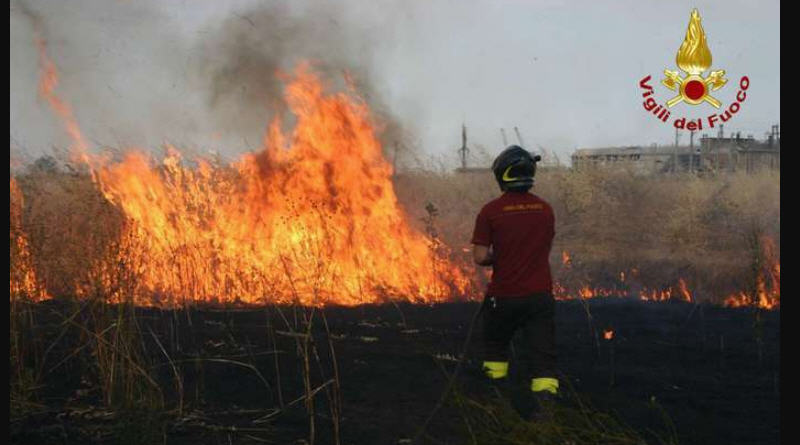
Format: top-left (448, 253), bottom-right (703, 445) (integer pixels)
top-left (10, 299), bottom-right (779, 445)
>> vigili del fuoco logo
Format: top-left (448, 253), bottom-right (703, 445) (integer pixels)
top-left (639, 9), bottom-right (750, 132)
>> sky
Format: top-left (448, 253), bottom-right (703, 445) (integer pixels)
top-left (10, 0), bottom-right (780, 168)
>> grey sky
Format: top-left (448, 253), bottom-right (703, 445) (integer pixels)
top-left (10, 0), bottom-right (779, 167)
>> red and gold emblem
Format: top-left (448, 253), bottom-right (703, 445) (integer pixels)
top-left (662, 9), bottom-right (727, 108)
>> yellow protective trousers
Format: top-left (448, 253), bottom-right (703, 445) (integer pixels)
top-left (482, 361), bottom-right (509, 379)
top-left (531, 377), bottom-right (559, 394)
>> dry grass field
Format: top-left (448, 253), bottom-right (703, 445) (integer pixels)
top-left (12, 160), bottom-right (780, 305)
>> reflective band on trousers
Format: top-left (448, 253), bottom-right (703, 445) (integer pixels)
top-left (482, 361), bottom-right (509, 379)
top-left (531, 377), bottom-right (559, 394)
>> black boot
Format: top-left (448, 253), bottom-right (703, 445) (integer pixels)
top-left (528, 390), bottom-right (558, 422)
top-left (508, 382), bottom-right (538, 419)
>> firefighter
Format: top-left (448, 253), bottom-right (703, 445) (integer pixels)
top-left (471, 145), bottom-right (558, 417)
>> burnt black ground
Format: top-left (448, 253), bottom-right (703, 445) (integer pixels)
top-left (12, 299), bottom-right (779, 445)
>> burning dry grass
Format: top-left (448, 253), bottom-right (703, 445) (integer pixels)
top-left (12, 28), bottom-right (778, 309)
top-left (11, 160), bottom-right (780, 309)
top-left (12, 65), bottom-right (474, 307)
top-left (10, 17), bottom-right (778, 445)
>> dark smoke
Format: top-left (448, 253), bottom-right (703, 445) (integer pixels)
top-left (191, 2), bottom-right (412, 160)
top-left (11, 0), bottom-right (413, 163)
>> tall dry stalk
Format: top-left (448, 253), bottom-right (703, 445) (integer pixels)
top-left (269, 208), bottom-right (346, 445)
top-left (745, 224), bottom-right (766, 367)
top-left (579, 297), bottom-right (601, 359)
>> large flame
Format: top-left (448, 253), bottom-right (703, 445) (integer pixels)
top-left (35, 36), bottom-right (93, 172)
top-left (88, 65), bottom-right (471, 306)
top-left (676, 9), bottom-right (712, 75)
top-left (25, 37), bottom-right (473, 306)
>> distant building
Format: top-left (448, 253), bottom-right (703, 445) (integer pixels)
top-left (571, 126), bottom-right (780, 174)
top-left (698, 131), bottom-right (780, 173)
top-left (571, 145), bottom-right (676, 174)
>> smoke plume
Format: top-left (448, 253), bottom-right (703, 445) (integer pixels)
top-left (11, 0), bottom-right (411, 162)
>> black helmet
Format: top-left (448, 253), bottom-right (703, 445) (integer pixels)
top-left (491, 145), bottom-right (541, 192)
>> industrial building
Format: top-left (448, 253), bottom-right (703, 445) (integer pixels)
top-left (451, 124), bottom-right (779, 175)
top-left (571, 125), bottom-right (780, 174)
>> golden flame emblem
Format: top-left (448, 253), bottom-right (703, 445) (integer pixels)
top-left (662, 9), bottom-right (727, 108)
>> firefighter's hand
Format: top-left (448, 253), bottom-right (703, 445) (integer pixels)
top-left (472, 244), bottom-right (493, 266)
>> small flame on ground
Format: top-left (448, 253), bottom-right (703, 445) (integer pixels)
top-left (603, 329), bottom-right (614, 341)
top-left (723, 237), bottom-right (780, 310)
top-left (556, 250), bottom-right (777, 309)
top-left (677, 278), bottom-right (693, 303)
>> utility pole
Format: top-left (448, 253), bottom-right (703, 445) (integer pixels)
top-left (689, 130), bottom-right (695, 174)
top-left (500, 128), bottom-right (508, 146)
top-left (773, 124), bottom-right (781, 169)
top-left (673, 128), bottom-right (680, 174)
top-left (459, 123), bottom-right (469, 170)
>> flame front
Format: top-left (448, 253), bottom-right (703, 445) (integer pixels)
top-left (676, 9), bottom-right (712, 75)
top-left (92, 65), bottom-right (470, 306)
top-left (724, 237), bottom-right (780, 310)
top-left (10, 180), bottom-right (48, 301)
top-left (555, 250), bottom-right (777, 309)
